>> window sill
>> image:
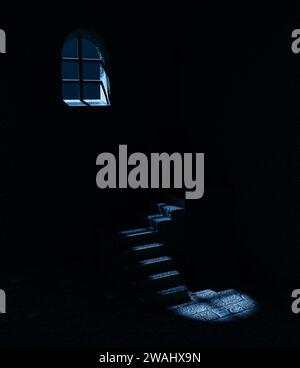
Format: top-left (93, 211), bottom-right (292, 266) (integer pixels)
top-left (63, 99), bottom-right (111, 107)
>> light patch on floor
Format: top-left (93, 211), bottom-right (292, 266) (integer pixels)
top-left (168, 289), bottom-right (258, 322)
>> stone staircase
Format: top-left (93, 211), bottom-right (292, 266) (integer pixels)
top-left (118, 203), bottom-right (190, 306)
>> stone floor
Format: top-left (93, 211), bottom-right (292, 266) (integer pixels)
top-left (169, 288), bottom-right (258, 322)
top-left (0, 261), bottom-right (299, 347)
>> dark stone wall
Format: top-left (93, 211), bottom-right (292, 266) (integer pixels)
top-left (182, 4), bottom-right (300, 284)
top-left (0, 5), bottom-right (298, 285)
top-left (0, 7), bottom-right (190, 264)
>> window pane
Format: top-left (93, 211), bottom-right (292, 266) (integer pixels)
top-left (62, 82), bottom-right (80, 99)
top-left (81, 38), bottom-right (100, 59)
top-left (82, 62), bottom-right (101, 80)
top-left (62, 61), bottom-right (79, 80)
top-left (83, 82), bottom-right (100, 99)
top-left (61, 38), bottom-right (78, 58)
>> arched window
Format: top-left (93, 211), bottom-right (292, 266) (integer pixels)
top-left (61, 31), bottom-right (111, 106)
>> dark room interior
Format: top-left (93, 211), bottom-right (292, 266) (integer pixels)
top-left (0, 3), bottom-right (299, 351)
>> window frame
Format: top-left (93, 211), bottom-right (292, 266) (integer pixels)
top-left (61, 32), bottom-right (111, 107)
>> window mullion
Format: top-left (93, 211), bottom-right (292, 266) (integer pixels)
top-left (78, 36), bottom-right (88, 105)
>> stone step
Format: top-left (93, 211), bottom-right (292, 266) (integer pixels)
top-left (158, 204), bottom-right (184, 221)
top-left (142, 285), bottom-right (190, 306)
top-left (147, 270), bottom-right (181, 289)
top-left (132, 269), bottom-right (182, 291)
top-left (137, 255), bottom-right (174, 274)
top-left (147, 214), bottom-right (172, 231)
top-left (131, 242), bottom-right (167, 259)
top-left (119, 228), bottom-right (158, 246)
top-left (157, 285), bottom-right (190, 305)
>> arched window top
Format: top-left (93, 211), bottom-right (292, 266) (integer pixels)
top-left (61, 30), bottom-right (111, 107)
